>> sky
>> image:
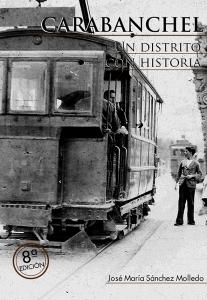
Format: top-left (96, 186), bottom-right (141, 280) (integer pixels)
top-left (0, 0), bottom-right (206, 155)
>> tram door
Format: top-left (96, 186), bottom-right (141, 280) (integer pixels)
top-left (128, 77), bottom-right (142, 199)
top-left (104, 75), bottom-right (129, 200)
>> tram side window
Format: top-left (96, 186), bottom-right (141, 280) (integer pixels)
top-left (148, 93), bottom-right (151, 139)
top-left (180, 149), bottom-right (185, 156)
top-left (9, 61), bottom-right (47, 112)
top-left (54, 61), bottom-right (93, 113)
top-left (137, 82), bottom-right (142, 135)
top-left (131, 83), bottom-right (137, 129)
top-left (173, 149), bottom-right (179, 156)
top-left (153, 101), bottom-right (157, 139)
top-left (142, 88), bottom-right (147, 137)
top-left (146, 92), bottom-right (150, 139)
top-left (150, 95), bottom-right (153, 140)
top-left (0, 61), bottom-right (3, 113)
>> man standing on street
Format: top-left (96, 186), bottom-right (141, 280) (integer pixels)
top-left (174, 146), bottom-right (202, 226)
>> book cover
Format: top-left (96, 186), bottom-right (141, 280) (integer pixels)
top-left (0, 1), bottom-right (206, 300)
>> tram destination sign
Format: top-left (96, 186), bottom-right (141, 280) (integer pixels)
top-left (0, 7), bottom-right (75, 27)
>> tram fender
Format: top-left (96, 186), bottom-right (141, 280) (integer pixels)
top-left (61, 230), bottom-right (98, 254)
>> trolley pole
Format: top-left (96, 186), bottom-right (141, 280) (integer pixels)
top-left (78, 0), bottom-right (93, 33)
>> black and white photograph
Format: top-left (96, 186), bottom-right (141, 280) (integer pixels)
top-left (0, 1), bottom-right (207, 299)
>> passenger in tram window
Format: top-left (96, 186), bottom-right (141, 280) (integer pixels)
top-left (102, 89), bottom-right (128, 135)
top-left (174, 146), bottom-right (202, 226)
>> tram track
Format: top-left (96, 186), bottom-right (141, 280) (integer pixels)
top-left (0, 231), bottom-right (114, 253)
top-left (38, 218), bottom-right (162, 300)
top-left (35, 238), bottom-right (115, 300)
top-left (0, 218), bottom-right (163, 300)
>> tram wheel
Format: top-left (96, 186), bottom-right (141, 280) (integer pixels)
top-left (117, 230), bottom-right (124, 240)
top-left (0, 225), bottom-right (12, 239)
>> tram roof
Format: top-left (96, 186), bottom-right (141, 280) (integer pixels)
top-left (0, 27), bottom-right (163, 103)
top-left (170, 140), bottom-right (196, 148)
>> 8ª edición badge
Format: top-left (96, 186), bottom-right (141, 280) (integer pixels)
top-left (13, 243), bottom-right (49, 279)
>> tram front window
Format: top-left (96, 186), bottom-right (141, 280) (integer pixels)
top-left (54, 61), bottom-right (92, 113)
top-left (9, 61), bottom-right (47, 112)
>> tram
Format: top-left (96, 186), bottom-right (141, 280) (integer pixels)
top-left (0, 9), bottom-right (163, 245)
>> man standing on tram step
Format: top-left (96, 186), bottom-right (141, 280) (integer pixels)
top-left (174, 146), bottom-right (202, 226)
top-left (105, 90), bottom-right (128, 129)
top-left (102, 89), bottom-right (128, 135)
top-left (102, 90), bottom-right (120, 133)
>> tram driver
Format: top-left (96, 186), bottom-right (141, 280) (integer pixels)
top-left (102, 89), bottom-right (128, 136)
